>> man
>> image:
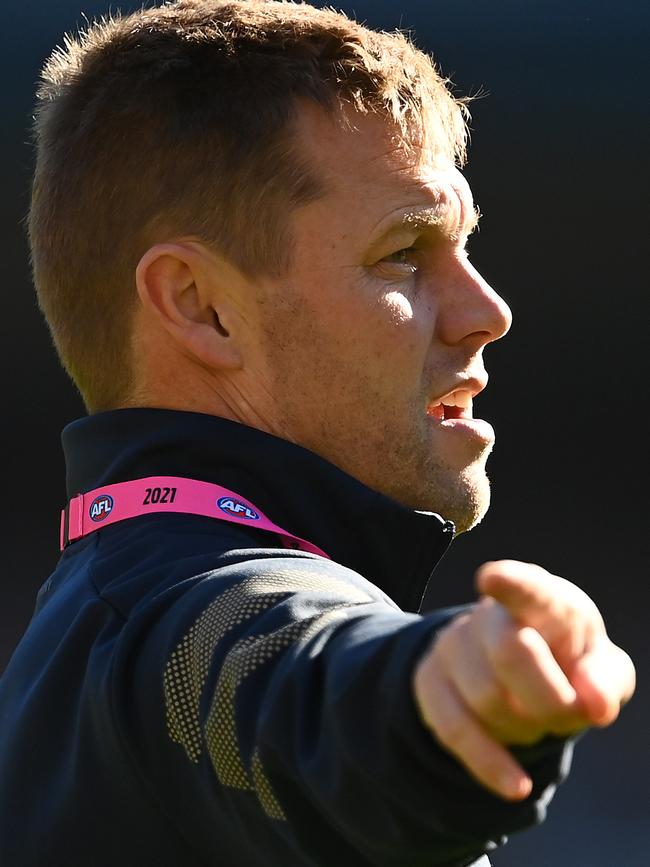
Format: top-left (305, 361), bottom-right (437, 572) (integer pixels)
top-left (0, 1), bottom-right (635, 865)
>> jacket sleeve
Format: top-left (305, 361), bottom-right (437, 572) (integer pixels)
top-left (115, 555), bottom-right (573, 867)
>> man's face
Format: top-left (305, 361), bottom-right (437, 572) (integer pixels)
top-left (251, 107), bottom-right (512, 533)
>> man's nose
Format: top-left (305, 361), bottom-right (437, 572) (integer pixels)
top-left (435, 257), bottom-right (512, 348)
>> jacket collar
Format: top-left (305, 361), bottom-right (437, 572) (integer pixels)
top-left (62, 408), bottom-right (454, 612)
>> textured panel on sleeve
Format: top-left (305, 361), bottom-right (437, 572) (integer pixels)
top-left (164, 581), bottom-right (282, 762)
top-left (251, 747), bottom-right (285, 821)
top-left (163, 568), bottom-right (372, 819)
top-left (205, 606), bottom-right (352, 819)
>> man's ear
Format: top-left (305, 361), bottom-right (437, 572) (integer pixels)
top-left (135, 241), bottom-right (244, 371)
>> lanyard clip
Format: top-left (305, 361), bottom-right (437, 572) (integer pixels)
top-left (59, 494), bottom-right (84, 550)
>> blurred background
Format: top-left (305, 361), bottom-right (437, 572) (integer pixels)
top-left (2, 0), bottom-right (648, 864)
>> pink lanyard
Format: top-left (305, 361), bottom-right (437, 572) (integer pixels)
top-left (60, 476), bottom-right (330, 559)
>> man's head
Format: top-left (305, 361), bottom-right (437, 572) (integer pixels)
top-left (30, 0), bottom-right (511, 531)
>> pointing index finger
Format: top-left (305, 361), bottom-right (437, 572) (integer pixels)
top-left (476, 560), bottom-right (554, 613)
top-left (475, 559), bottom-right (607, 676)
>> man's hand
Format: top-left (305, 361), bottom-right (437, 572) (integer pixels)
top-left (412, 560), bottom-right (636, 801)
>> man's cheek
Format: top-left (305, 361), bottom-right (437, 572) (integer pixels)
top-left (383, 290), bottom-right (415, 325)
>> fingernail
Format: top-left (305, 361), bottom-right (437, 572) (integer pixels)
top-left (503, 773), bottom-right (532, 800)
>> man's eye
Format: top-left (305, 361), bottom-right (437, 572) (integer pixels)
top-left (381, 248), bottom-right (418, 271)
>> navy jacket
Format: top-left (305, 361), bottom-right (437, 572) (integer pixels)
top-left (0, 409), bottom-right (572, 866)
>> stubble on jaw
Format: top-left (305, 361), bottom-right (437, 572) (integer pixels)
top-left (358, 409), bottom-right (494, 534)
top-left (255, 288), bottom-right (492, 534)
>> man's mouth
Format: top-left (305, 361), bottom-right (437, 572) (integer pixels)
top-left (425, 383), bottom-right (495, 444)
top-left (426, 389), bottom-right (473, 421)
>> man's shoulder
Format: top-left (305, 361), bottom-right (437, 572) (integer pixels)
top-left (182, 551), bottom-right (393, 601)
top-left (88, 513), bottom-right (401, 626)
top-left (135, 549), bottom-right (401, 635)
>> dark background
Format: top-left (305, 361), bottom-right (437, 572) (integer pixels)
top-left (2, 1), bottom-right (648, 864)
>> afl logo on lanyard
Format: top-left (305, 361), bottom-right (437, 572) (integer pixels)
top-left (89, 494), bottom-right (114, 522)
top-left (217, 496), bottom-right (260, 520)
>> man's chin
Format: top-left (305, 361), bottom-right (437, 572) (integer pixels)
top-left (449, 497), bottom-right (489, 535)
top-left (420, 468), bottom-right (492, 535)
top-left (342, 443), bottom-right (493, 533)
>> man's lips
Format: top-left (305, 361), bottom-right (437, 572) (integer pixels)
top-left (426, 387), bottom-right (475, 421)
top-left (426, 384), bottom-right (494, 442)
top-left (426, 403), bottom-right (470, 421)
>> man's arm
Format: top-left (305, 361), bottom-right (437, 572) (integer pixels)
top-left (117, 556), bottom-right (632, 866)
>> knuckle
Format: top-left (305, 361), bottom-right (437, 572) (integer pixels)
top-left (413, 644), bottom-right (437, 685)
top-left (471, 681), bottom-right (506, 719)
top-left (434, 615), bottom-right (470, 660)
top-left (443, 612), bottom-right (471, 642)
top-left (412, 660), bottom-right (442, 720)
top-left (490, 629), bottom-right (530, 668)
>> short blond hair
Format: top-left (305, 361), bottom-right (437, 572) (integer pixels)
top-left (29, 0), bottom-right (469, 411)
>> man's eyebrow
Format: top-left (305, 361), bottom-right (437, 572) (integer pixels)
top-left (400, 204), bottom-right (481, 239)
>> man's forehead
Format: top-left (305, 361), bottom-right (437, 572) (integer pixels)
top-left (293, 102), bottom-right (474, 225)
